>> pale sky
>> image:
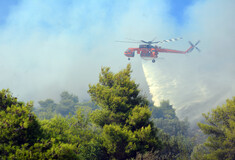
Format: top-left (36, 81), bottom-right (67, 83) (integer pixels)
top-left (0, 0), bottom-right (234, 123)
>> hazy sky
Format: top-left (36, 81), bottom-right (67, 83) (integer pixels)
top-left (0, 0), bottom-right (234, 123)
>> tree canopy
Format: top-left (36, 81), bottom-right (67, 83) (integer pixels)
top-left (192, 97), bottom-right (235, 160)
top-left (0, 89), bottom-right (42, 158)
top-left (88, 64), bottom-right (161, 159)
top-left (35, 91), bottom-right (98, 119)
top-left (0, 89), bottom-right (103, 159)
top-left (1, 63), bottom-right (234, 160)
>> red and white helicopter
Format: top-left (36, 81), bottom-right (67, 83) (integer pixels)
top-left (117, 37), bottom-right (200, 63)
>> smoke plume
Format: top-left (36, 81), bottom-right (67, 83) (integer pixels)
top-left (0, 0), bottom-right (234, 123)
top-left (141, 0), bottom-right (235, 123)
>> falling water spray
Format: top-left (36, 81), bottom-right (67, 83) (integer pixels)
top-left (141, 60), bottom-right (225, 123)
top-left (141, 61), bottom-right (179, 107)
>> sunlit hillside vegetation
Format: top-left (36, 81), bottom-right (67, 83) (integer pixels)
top-left (1, 64), bottom-right (234, 160)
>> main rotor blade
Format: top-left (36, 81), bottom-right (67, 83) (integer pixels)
top-left (141, 40), bottom-right (148, 43)
top-left (125, 38), bottom-right (140, 42)
top-left (157, 37), bottom-right (183, 44)
top-left (152, 41), bottom-right (161, 44)
top-left (116, 40), bottom-right (140, 43)
top-left (151, 36), bottom-right (157, 42)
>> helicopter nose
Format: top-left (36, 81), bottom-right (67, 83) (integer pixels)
top-left (124, 52), bottom-right (130, 57)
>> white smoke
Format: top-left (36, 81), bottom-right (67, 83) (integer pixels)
top-left (0, 0), bottom-right (172, 103)
top-left (142, 59), bottom-right (227, 123)
top-left (141, 0), bottom-right (235, 123)
top-left (0, 0), bottom-right (234, 122)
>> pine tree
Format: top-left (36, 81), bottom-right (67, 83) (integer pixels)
top-left (0, 89), bottom-right (42, 158)
top-left (88, 64), bottom-right (161, 159)
top-left (195, 97), bottom-right (235, 160)
top-left (0, 89), bottom-right (80, 159)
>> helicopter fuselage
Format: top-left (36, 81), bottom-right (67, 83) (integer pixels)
top-left (124, 45), bottom-right (158, 59)
top-left (121, 38), bottom-right (200, 63)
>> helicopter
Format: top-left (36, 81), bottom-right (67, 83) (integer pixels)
top-left (117, 37), bottom-right (200, 63)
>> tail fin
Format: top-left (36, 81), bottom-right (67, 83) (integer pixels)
top-left (186, 40), bottom-right (200, 53)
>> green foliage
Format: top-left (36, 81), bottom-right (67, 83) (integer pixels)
top-left (191, 144), bottom-right (209, 160)
top-left (153, 118), bottom-right (190, 137)
top-left (9, 141), bottom-right (78, 160)
top-left (60, 91), bottom-right (79, 106)
top-left (78, 138), bottom-right (109, 160)
top-left (89, 64), bottom-right (149, 127)
top-left (57, 91), bottom-right (79, 116)
top-left (150, 100), bottom-right (194, 159)
top-left (35, 91), bottom-right (79, 118)
top-left (102, 124), bottom-right (135, 158)
top-left (150, 100), bottom-right (190, 137)
top-left (150, 100), bottom-right (176, 119)
top-left (0, 87), bottom-right (195, 159)
top-left (0, 89), bottom-right (98, 159)
top-left (38, 99), bottom-right (57, 109)
top-left (39, 109), bottom-right (107, 159)
top-left (0, 90), bottom-right (41, 145)
top-left (41, 109), bottom-right (93, 144)
top-left (0, 89), bottom-right (22, 111)
top-left (89, 64), bottom-right (148, 114)
top-left (0, 89), bottom-right (43, 158)
top-left (156, 130), bottom-right (195, 160)
top-left (195, 97), bottom-right (235, 160)
top-left (79, 100), bottom-right (100, 110)
top-left (5, 63), bottom-right (234, 159)
top-left (127, 106), bottom-right (152, 130)
top-left (88, 64), bottom-right (161, 159)
top-left (35, 92), bottom-right (98, 119)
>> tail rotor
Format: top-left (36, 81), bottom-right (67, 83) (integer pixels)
top-left (188, 40), bottom-right (200, 53)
